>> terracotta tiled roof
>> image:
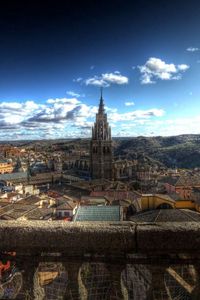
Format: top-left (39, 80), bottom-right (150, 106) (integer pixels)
top-left (175, 175), bottom-right (200, 187)
top-left (130, 209), bottom-right (200, 222)
top-left (25, 208), bottom-right (54, 220)
top-left (56, 200), bottom-right (77, 210)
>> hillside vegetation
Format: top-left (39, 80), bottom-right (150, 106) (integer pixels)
top-left (114, 135), bottom-right (200, 169)
top-left (10, 134), bottom-right (200, 169)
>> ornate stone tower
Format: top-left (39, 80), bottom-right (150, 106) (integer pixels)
top-left (90, 91), bottom-right (113, 180)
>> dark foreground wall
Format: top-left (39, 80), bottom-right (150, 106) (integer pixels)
top-left (1, 221), bottom-right (200, 255)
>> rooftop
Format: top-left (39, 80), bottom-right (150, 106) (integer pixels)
top-left (130, 209), bottom-right (200, 222)
top-left (56, 201), bottom-right (77, 210)
top-left (158, 176), bottom-right (180, 185)
top-left (0, 158), bottom-right (9, 164)
top-left (73, 205), bottom-right (122, 222)
top-left (0, 171), bottom-right (27, 181)
top-left (176, 174), bottom-right (200, 187)
top-left (17, 195), bottom-right (41, 205)
top-left (25, 207), bottom-right (54, 220)
top-left (0, 203), bottom-right (36, 219)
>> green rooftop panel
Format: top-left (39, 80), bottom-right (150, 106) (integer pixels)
top-left (73, 205), bottom-right (121, 222)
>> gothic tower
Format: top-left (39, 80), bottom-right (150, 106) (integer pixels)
top-left (90, 90), bottom-right (113, 180)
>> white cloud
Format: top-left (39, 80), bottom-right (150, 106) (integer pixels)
top-left (177, 64), bottom-right (189, 71)
top-left (67, 91), bottom-right (81, 97)
top-left (109, 108), bottom-right (165, 122)
top-left (46, 98), bottom-right (80, 105)
top-left (138, 57), bottom-right (189, 84)
top-left (111, 115), bottom-right (200, 137)
top-left (105, 106), bottom-right (118, 113)
top-left (0, 101), bottom-right (44, 126)
top-left (137, 116), bottom-right (200, 137)
top-left (85, 72), bottom-right (129, 87)
top-left (125, 101), bottom-right (135, 106)
top-left (186, 47), bottom-right (199, 52)
top-left (102, 73), bottom-right (128, 84)
top-left (85, 76), bottom-right (108, 87)
top-left (73, 77), bottom-right (83, 83)
top-left (140, 73), bottom-right (155, 84)
top-left (0, 95), bottom-right (167, 140)
top-left (0, 97), bottom-right (96, 139)
top-left (3, 97), bottom-right (199, 138)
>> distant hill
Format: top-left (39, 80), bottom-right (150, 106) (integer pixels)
top-left (3, 134), bottom-right (200, 169)
top-left (113, 134), bottom-right (200, 169)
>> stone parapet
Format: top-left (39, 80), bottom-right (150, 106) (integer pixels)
top-left (0, 221), bottom-right (135, 254)
top-left (0, 221), bottom-right (200, 255)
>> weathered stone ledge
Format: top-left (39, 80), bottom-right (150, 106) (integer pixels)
top-left (0, 221), bottom-right (200, 255)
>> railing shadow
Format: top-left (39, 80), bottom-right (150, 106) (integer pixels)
top-left (0, 253), bottom-right (199, 299)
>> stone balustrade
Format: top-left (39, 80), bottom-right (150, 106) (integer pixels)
top-left (0, 221), bottom-right (200, 299)
top-left (0, 221), bottom-right (200, 255)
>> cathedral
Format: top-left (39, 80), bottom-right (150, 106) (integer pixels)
top-left (90, 91), bottom-right (113, 180)
top-left (90, 93), bottom-right (149, 182)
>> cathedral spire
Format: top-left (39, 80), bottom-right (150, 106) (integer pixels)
top-left (90, 92), bottom-right (113, 180)
top-left (98, 87), bottom-right (105, 114)
top-left (100, 86), bottom-right (103, 99)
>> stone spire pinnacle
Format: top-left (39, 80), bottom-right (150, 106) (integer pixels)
top-left (98, 87), bottom-right (105, 114)
top-left (90, 92), bottom-right (113, 180)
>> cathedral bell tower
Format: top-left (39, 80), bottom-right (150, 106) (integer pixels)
top-left (90, 89), bottom-right (113, 180)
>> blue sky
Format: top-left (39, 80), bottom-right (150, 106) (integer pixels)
top-left (0, 0), bottom-right (200, 140)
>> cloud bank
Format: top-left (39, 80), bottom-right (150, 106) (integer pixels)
top-left (0, 96), bottom-right (198, 139)
top-left (0, 97), bottom-right (166, 140)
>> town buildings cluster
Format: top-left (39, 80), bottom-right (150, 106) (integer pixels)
top-left (0, 95), bottom-right (200, 222)
top-left (1, 95), bottom-right (200, 299)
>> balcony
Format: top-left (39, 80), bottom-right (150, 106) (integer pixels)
top-left (0, 221), bottom-right (200, 299)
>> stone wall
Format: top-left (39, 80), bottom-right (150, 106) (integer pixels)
top-left (0, 221), bottom-right (200, 255)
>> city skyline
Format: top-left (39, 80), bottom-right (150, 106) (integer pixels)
top-left (0, 0), bottom-right (200, 140)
